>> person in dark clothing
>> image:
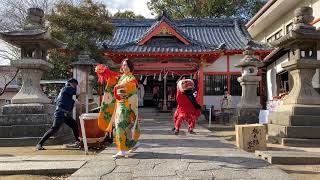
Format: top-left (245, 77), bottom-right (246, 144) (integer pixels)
top-left (36, 78), bottom-right (80, 150)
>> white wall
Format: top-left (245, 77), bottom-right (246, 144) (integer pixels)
top-left (204, 95), bottom-right (241, 110)
top-left (266, 51), bottom-right (320, 100)
top-left (251, 0), bottom-right (320, 42)
top-left (203, 55), bottom-right (245, 109)
top-left (204, 56), bottom-right (227, 72)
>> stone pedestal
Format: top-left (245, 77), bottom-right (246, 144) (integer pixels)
top-left (267, 7), bottom-right (320, 147)
top-left (0, 8), bottom-right (68, 146)
top-left (236, 76), bottom-right (261, 124)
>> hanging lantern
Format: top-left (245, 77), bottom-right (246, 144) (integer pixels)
top-left (158, 72), bottom-right (162, 81)
top-left (153, 73), bottom-right (156, 79)
top-left (143, 76), bottom-right (148, 85)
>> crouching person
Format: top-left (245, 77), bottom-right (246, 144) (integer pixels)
top-left (36, 78), bottom-right (81, 150)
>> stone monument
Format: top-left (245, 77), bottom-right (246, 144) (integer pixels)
top-left (235, 46), bottom-right (264, 124)
top-left (268, 7), bottom-right (320, 147)
top-left (0, 8), bottom-right (67, 146)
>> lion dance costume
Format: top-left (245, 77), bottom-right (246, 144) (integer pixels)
top-left (173, 79), bottom-right (201, 134)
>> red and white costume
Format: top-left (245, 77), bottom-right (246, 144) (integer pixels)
top-left (173, 79), bottom-right (201, 132)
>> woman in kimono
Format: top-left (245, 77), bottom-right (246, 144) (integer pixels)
top-left (96, 58), bottom-right (140, 158)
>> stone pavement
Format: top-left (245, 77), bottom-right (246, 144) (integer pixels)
top-left (0, 155), bottom-right (91, 175)
top-left (69, 109), bottom-right (295, 180)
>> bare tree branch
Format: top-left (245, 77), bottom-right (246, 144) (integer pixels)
top-left (0, 68), bottom-right (19, 96)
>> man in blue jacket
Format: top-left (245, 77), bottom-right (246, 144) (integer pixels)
top-left (36, 78), bottom-right (80, 150)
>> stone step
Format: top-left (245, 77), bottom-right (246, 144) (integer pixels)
top-left (255, 150), bottom-right (320, 165)
top-left (0, 114), bottom-right (53, 126)
top-left (270, 114), bottom-right (320, 126)
top-left (268, 124), bottom-right (320, 139)
top-left (0, 133), bottom-right (74, 147)
top-left (282, 138), bottom-right (320, 147)
top-left (0, 124), bottom-right (71, 138)
top-left (0, 160), bottom-right (84, 175)
top-left (2, 103), bottom-right (55, 115)
top-left (0, 124), bottom-right (51, 138)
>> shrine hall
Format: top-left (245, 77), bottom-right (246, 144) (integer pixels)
top-left (102, 13), bottom-right (271, 111)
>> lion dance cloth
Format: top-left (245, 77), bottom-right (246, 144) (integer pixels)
top-left (173, 79), bottom-right (201, 134)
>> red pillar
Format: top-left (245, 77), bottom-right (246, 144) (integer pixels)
top-left (198, 62), bottom-right (205, 107)
top-left (258, 55), bottom-right (264, 107)
top-left (227, 55), bottom-right (231, 94)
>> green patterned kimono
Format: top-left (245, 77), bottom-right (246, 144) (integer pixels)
top-left (98, 73), bottom-right (140, 151)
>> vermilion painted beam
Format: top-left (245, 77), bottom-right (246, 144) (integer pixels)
top-left (135, 62), bottom-right (198, 69)
top-left (138, 21), bottom-right (190, 45)
top-left (227, 55), bottom-right (231, 95)
top-left (135, 70), bottom-right (197, 75)
top-left (204, 72), bottom-right (241, 75)
top-left (105, 51), bottom-right (222, 58)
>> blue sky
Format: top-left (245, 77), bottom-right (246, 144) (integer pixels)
top-left (101, 0), bottom-right (154, 18)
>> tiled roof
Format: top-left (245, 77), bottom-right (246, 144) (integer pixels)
top-left (102, 14), bottom-right (270, 53)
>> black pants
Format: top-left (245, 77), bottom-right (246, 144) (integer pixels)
top-left (38, 114), bottom-right (79, 145)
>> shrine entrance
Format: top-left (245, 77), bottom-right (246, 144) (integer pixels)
top-left (130, 57), bottom-right (207, 112)
top-left (142, 76), bottom-right (179, 111)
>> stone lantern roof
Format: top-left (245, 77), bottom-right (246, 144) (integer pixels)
top-left (235, 46), bottom-right (264, 68)
top-left (71, 52), bottom-right (97, 67)
top-left (271, 7), bottom-right (320, 48)
top-left (0, 8), bottom-right (66, 49)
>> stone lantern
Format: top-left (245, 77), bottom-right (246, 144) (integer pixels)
top-left (268, 7), bottom-right (320, 146)
top-left (71, 52), bottom-right (97, 113)
top-left (235, 46), bottom-right (264, 124)
top-left (0, 8), bottom-right (66, 145)
top-left (0, 8), bottom-right (65, 104)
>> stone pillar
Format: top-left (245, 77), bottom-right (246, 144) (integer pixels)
top-left (267, 7), bottom-right (320, 147)
top-left (235, 46), bottom-right (264, 124)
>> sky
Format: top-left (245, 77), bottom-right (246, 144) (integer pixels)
top-left (101, 0), bottom-right (155, 18)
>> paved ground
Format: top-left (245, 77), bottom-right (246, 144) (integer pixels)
top-left (3, 109), bottom-right (318, 179)
top-left (68, 110), bottom-right (295, 180)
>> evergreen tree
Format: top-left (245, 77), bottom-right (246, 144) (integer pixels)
top-left (44, 0), bottom-right (114, 79)
top-left (114, 10), bottom-right (145, 19)
top-left (147, 0), bottom-right (267, 21)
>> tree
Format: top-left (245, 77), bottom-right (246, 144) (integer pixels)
top-left (147, 0), bottom-right (267, 21)
top-left (43, 0), bottom-right (114, 79)
top-left (113, 10), bottom-right (145, 19)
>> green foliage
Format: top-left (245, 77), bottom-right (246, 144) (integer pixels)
top-left (147, 0), bottom-right (267, 21)
top-left (113, 10), bottom-right (145, 19)
top-left (44, 0), bottom-right (114, 80)
top-left (48, 0), bottom-right (113, 52)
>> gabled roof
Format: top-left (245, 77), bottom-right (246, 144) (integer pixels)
top-left (102, 13), bottom-right (270, 53)
top-left (137, 13), bottom-right (191, 45)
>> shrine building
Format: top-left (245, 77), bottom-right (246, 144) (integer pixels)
top-left (102, 13), bottom-right (271, 111)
